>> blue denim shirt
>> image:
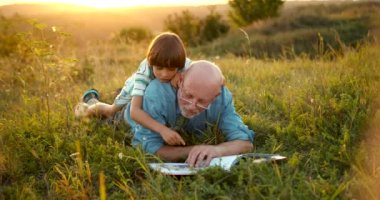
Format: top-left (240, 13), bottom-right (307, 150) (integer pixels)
top-left (124, 79), bottom-right (255, 154)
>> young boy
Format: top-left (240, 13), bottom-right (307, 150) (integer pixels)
top-left (75, 32), bottom-right (191, 146)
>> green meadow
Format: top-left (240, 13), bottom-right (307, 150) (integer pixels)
top-left (1, 1), bottom-right (380, 199)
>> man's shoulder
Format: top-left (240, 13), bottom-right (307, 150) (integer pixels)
top-left (218, 86), bottom-right (233, 101)
top-left (146, 79), bottom-right (163, 89)
top-left (145, 80), bottom-right (174, 97)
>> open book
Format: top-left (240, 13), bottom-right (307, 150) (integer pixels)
top-left (149, 153), bottom-right (287, 175)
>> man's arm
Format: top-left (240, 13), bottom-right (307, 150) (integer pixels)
top-left (217, 87), bottom-right (255, 142)
top-left (156, 140), bottom-right (253, 167)
top-left (155, 145), bottom-right (193, 161)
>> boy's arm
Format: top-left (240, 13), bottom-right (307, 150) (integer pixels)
top-left (170, 73), bottom-right (181, 89)
top-left (130, 96), bottom-right (186, 146)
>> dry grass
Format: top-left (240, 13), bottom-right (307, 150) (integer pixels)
top-left (351, 97), bottom-right (380, 200)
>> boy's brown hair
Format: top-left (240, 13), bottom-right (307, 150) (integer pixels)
top-left (147, 32), bottom-right (186, 70)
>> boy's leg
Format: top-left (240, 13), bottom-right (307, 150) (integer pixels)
top-left (75, 88), bottom-right (105, 119)
top-left (86, 102), bottom-right (119, 119)
top-left (80, 88), bottom-right (122, 119)
top-left (82, 88), bottom-right (100, 105)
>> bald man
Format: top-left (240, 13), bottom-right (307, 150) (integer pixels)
top-left (125, 60), bottom-right (254, 167)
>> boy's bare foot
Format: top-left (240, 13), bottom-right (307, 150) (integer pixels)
top-left (74, 102), bottom-right (89, 119)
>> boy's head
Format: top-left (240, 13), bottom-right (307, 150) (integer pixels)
top-left (147, 32), bottom-right (186, 70)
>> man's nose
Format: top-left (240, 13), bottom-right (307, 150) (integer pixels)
top-left (188, 101), bottom-right (199, 110)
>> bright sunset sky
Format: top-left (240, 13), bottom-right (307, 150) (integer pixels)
top-left (1, 0), bottom-right (229, 8)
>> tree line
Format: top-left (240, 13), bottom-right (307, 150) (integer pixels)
top-left (116, 0), bottom-right (283, 46)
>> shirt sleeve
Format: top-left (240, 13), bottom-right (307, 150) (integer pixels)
top-left (218, 88), bottom-right (255, 142)
top-left (131, 59), bottom-right (152, 97)
top-left (182, 58), bottom-right (192, 71)
top-left (131, 81), bottom-right (170, 154)
top-left (114, 78), bottom-right (133, 107)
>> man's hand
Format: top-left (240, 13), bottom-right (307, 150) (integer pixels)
top-left (160, 128), bottom-right (186, 146)
top-left (156, 140), bottom-right (252, 163)
top-left (186, 145), bottom-right (221, 167)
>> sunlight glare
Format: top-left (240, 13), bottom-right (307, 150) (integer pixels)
top-left (50, 0), bottom-right (226, 8)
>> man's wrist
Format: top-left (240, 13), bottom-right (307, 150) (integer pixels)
top-left (156, 145), bottom-right (192, 161)
top-left (213, 145), bottom-right (223, 157)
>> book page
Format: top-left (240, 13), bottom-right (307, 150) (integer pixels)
top-left (148, 155), bottom-right (241, 175)
top-left (148, 153), bottom-right (287, 175)
top-left (148, 163), bottom-right (200, 175)
top-left (209, 155), bottom-right (241, 171)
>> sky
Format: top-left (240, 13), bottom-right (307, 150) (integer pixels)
top-left (0, 0), bottom-right (229, 8)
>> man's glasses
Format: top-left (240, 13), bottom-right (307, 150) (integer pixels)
top-left (178, 89), bottom-right (211, 110)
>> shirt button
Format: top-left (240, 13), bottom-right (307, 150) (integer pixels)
top-left (143, 136), bottom-right (147, 141)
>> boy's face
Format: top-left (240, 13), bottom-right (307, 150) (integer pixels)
top-left (152, 66), bottom-right (178, 83)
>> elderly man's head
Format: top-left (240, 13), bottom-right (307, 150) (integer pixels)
top-left (177, 60), bottom-right (224, 118)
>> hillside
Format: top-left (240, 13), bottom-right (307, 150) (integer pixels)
top-left (0, 3), bottom-right (229, 42)
top-left (1, 1), bottom-right (371, 44)
top-left (194, 1), bottom-right (380, 58)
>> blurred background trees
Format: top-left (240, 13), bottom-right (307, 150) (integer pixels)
top-left (163, 0), bottom-right (284, 46)
top-left (164, 7), bottom-right (229, 46)
top-left (116, 27), bottom-right (152, 44)
top-left (228, 0), bottom-right (284, 27)
top-left (164, 10), bottom-right (201, 46)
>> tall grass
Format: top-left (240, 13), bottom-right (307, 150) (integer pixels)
top-left (1, 13), bottom-right (380, 200)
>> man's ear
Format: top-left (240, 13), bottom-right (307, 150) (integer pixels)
top-left (178, 73), bottom-right (184, 86)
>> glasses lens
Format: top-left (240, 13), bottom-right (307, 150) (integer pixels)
top-left (181, 97), bottom-right (192, 104)
top-left (196, 104), bottom-right (208, 110)
top-left (179, 90), bottom-right (209, 110)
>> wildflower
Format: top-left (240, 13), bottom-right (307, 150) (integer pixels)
top-left (118, 152), bottom-right (124, 159)
top-left (70, 152), bottom-right (80, 158)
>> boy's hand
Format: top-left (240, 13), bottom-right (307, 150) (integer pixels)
top-left (161, 128), bottom-right (186, 146)
top-left (170, 73), bottom-right (181, 89)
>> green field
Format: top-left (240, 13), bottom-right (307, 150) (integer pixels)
top-left (1, 2), bottom-right (380, 199)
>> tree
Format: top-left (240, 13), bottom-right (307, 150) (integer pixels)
top-left (228, 0), bottom-right (284, 27)
top-left (199, 8), bottom-right (230, 43)
top-left (117, 27), bottom-right (152, 44)
top-left (164, 8), bottom-right (230, 47)
top-left (164, 10), bottom-right (200, 46)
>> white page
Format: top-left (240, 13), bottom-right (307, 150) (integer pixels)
top-left (148, 163), bottom-right (199, 175)
top-left (148, 153), bottom-right (287, 175)
top-left (209, 155), bottom-right (241, 171)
